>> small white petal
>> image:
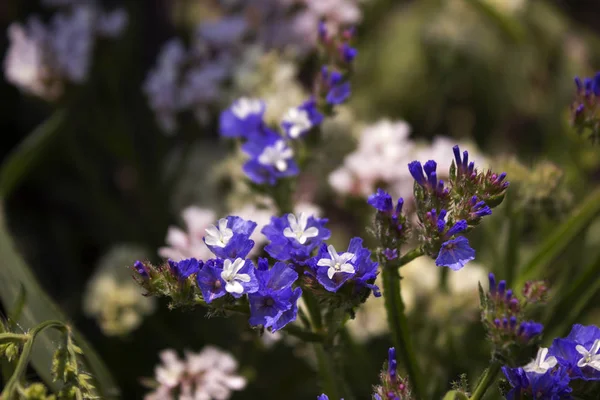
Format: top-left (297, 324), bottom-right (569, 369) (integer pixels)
top-left (340, 264), bottom-right (355, 274)
top-left (297, 235), bottom-right (308, 245)
top-left (225, 280), bottom-right (244, 294)
top-left (235, 273), bottom-right (251, 283)
top-left (327, 245), bottom-right (337, 260)
top-left (317, 258), bottom-right (333, 267)
top-left (327, 267), bottom-right (335, 280)
top-left (283, 227), bottom-right (296, 239)
top-left (231, 258), bottom-right (245, 274)
top-left (303, 227), bottom-right (319, 238)
top-left (576, 345), bottom-right (588, 356)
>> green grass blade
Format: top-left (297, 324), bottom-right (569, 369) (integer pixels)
top-left (0, 203), bottom-right (120, 398)
top-left (0, 110), bottom-right (65, 198)
top-left (516, 187), bottom-right (600, 287)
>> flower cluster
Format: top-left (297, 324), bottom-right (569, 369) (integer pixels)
top-left (134, 209), bottom-right (378, 332)
top-left (4, 2), bottom-right (127, 100)
top-left (481, 274), bottom-right (544, 357)
top-left (144, 347), bottom-right (246, 400)
top-left (219, 22), bottom-right (357, 186)
top-left (502, 324), bottom-right (600, 398)
top-left (372, 347), bottom-right (413, 400)
top-left (571, 72), bottom-right (600, 141)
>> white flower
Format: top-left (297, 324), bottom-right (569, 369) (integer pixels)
top-left (283, 107), bottom-right (312, 138)
top-left (158, 206), bottom-right (216, 261)
top-left (231, 97), bottom-right (263, 119)
top-left (146, 346), bottom-right (246, 400)
top-left (524, 347), bottom-right (558, 374)
top-left (221, 258), bottom-right (251, 294)
top-left (258, 140), bottom-right (294, 172)
top-left (204, 218), bottom-right (234, 248)
top-left (576, 339), bottom-right (600, 371)
top-left (317, 245), bottom-right (355, 279)
top-left (283, 212), bottom-right (319, 244)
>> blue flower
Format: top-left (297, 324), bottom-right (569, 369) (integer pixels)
top-left (311, 238), bottom-right (379, 295)
top-left (281, 99), bottom-right (324, 139)
top-left (549, 324), bottom-right (600, 381)
top-left (204, 216), bottom-right (256, 259)
top-left (168, 258), bottom-right (202, 279)
top-left (469, 196), bottom-right (492, 219)
top-left (248, 260), bottom-right (301, 331)
top-left (271, 286), bottom-right (302, 332)
top-left (317, 395), bottom-right (329, 400)
top-left (518, 321), bottom-right (544, 341)
top-left (241, 129), bottom-right (299, 185)
top-left (322, 67), bottom-right (351, 105)
top-left (196, 259), bottom-right (227, 303)
top-left (262, 212), bottom-right (330, 263)
top-left (340, 43), bottom-right (358, 63)
top-left (388, 347), bottom-right (397, 380)
top-left (502, 366), bottom-right (572, 400)
top-left (435, 236), bottom-right (475, 271)
top-left (367, 188), bottom-right (393, 212)
top-left (219, 97), bottom-right (266, 138)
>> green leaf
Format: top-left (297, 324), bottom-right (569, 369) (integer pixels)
top-left (463, 0), bottom-right (525, 44)
top-left (0, 110), bottom-right (65, 198)
top-left (0, 203), bottom-right (120, 398)
top-left (516, 187), bottom-right (600, 288)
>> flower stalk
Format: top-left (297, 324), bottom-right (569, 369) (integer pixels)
top-left (469, 360), bottom-right (502, 400)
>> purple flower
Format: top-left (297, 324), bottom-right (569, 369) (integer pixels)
top-left (241, 129), bottom-right (299, 185)
top-left (388, 347), bottom-right (397, 380)
top-left (196, 258), bottom-right (258, 302)
top-left (281, 99), bottom-right (323, 139)
top-left (248, 260), bottom-right (301, 331)
top-left (435, 236), bottom-right (475, 271)
top-left (502, 366), bottom-right (572, 400)
top-left (340, 43), bottom-right (358, 63)
top-left (219, 97), bottom-right (266, 138)
top-left (204, 216), bottom-right (256, 259)
top-left (469, 196), bottom-right (492, 219)
top-left (310, 237), bottom-right (379, 295)
top-left (549, 324), bottom-right (600, 381)
top-left (262, 212), bottom-right (330, 263)
top-left (196, 259), bottom-right (227, 303)
top-left (168, 257), bottom-right (202, 279)
top-left (317, 395), bottom-right (329, 400)
top-left (518, 321), bottom-right (544, 341)
top-left (367, 188), bottom-right (393, 212)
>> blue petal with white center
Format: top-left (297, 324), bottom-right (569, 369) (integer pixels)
top-left (435, 236), bottom-right (475, 271)
top-left (262, 212), bottom-right (330, 263)
top-left (168, 257), bottom-right (202, 279)
top-left (203, 216), bottom-right (257, 259)
top-left (241, 129), bottom-right (299, 185)
top-left (219, 97), bottom-right (266, 138)
top-left (281, 99), bottom-right (324, 139)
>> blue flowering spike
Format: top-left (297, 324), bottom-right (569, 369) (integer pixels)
top-left (262, 212), bottom-right (330, 263)
top-left (219, 97), bottom-right (266, 138)
top-left (248, 262), bottom-right (300, 331)
top-left (204, 216), bottom-right (257, 259)
top-left (435, 236), bottom-right (475, 271)
top-left (133, 260), bottom-right (149, 278)
top-left (168, 258), bottom-right (202, 279)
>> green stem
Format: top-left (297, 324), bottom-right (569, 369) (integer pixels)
top-left (0, 333), bottom-right (29, 345)
top-left (398, 247), bottom-right (424, 267)
top-left (1, 320), bottom-right (67, 398)
top-left (469, 360), bottom-right (502, 400)
top-left (283, 325), bottom-right (325, 343)
top-left (382, 265), bottom-right (424, 399)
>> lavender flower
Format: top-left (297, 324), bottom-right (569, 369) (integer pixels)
top-left (203, 216), bottom-right (257, 259)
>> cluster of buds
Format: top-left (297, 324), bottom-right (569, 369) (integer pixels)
top-left (522, 280), bottom-right (549, 304)
top-left (449, 145), bottom-right (509, 210)
top-left (372, 348), bottom-right (413, 400)
top-left (571, 73), bottom-right (600, 141)
top-left (409, 160), bottom-right (450, 219)
top-left (314, 21), bottom-right (357, 115)
top-left (368, 189), bottom-right (408, 262)
top-left (51, 333), bottom-right (97, 400)
top-left (480, 273), bottom-right (544, 360)
top-left (132, 259), bottom-right (207, 310)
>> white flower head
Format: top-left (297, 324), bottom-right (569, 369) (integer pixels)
top-left (204, 218), bottom-right (233, 248)
top-left (576, 339), bottom-right (600, 371)
top-left (258, 140), bottom-right (294, 172)
top-left (283, 107), bottom-right (312, 139)
top-left (231, 97), bottom-right (263, 119)
top-left (220, 258), bottom-right (251, 294)
top-left (159, 206), bottom-right (216, 261)
top-left (523, 347), bottom-right (557, 374)
top-left (283, 212), bottom-right (319, 244)
top-left (317, 245), bottom-right (355, 279)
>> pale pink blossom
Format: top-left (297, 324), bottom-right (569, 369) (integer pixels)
top-left (158, 207), bottom-right (216, 261)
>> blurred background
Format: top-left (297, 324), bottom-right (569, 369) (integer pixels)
top-left (1, 0), bottom-right (600, 398)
